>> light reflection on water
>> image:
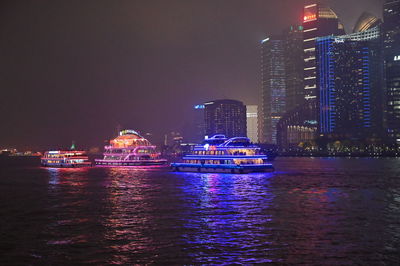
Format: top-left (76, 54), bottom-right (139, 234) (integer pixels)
top-left (177, 172), bottom-right (276, 264)
top-left (0, 158), bottom-right (400, 264)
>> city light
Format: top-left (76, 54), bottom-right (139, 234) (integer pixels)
top-left (261, 38), bottom-right (270, 43)
top-left (194, 104), bottom-right (205, 109)
top-left (304, 14), bottom-right (317, 22)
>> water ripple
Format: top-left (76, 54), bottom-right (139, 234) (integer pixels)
top-left (0, 158), bottom-right (399, 264)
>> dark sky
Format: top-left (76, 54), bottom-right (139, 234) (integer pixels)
top-left (0, 0), bottom-right (383, 150)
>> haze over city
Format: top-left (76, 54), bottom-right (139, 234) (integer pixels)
top-left (0, 0), bottom-right (383, 150)
top-left (1, 1), bottom-right (400, 265)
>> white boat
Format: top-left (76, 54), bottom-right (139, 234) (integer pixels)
top-left (171, 135), bottom-right (274, 174)
top-left (41, 150), bottom-right (92, 168)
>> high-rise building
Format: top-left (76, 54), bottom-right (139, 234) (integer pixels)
top-left (274, 1), bottom-right (345, 149)
top-left (316, 25), bottom-right (383, 138)
top-left (246, 105), bottom-right (259, 143)
top-left (383, 0), bottom-right (400, 145)
top-left (261, 36), bottom-right (286, 144)
top-left (303, 0), bottom-right (345, 101)
top-left (193, 104), bottom-right (205, 142)
top-left (353, 12), bottom-right (381, 33)
top-left (204, 99), bottom-right (247, 138)
top-left (284, 25), bottom-right (305, 111)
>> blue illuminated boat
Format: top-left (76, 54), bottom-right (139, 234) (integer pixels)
top-left (171, 135), bottom-right (274, 174)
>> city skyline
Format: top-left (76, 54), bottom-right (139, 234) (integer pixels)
top-left (0, 0), bottom-right (384, 149)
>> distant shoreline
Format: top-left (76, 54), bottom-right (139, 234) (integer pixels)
top-left (277, 153), bottom-right (400, 158)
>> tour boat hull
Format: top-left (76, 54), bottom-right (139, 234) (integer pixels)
top-left (95, 159), bottom-right (167, 167)
top-left (41, 161), bottom-right (92, 168)
top-left (170, 163), bottom-right (274, 174)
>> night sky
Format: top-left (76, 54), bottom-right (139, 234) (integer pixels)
top-left (0, 0), bottom-right (383, 150)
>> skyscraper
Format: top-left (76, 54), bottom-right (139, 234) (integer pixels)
top-left (193, 104), bottom-right (206, 142)
top-left (204, 99), bottom-right (247, 138)
top-left (246, 105), bottom-right (259, 143)
top-left (316, 25), bottom-right (383, 138)
top-left (303, 0), bottom-right (345, 101)
top-left (284, 25), bottom-right (305, 112)
top-left (383, 0), bottom-right (400, 145)
top-left (261, 36), bottom-right (286, 144)
top-left (275, 1), bottom-right (345, 148)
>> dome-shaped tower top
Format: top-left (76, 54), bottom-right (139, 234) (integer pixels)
top-left (353, 12), bottom-right (381, 33)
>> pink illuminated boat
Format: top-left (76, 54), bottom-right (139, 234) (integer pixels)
top-left (41, 150), bottom-right (92, 168)
top-left (95, 129), bottom-right (167, 167)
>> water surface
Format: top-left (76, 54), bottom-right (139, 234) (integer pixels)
top-left (0, 158), bottom-right (399, 264)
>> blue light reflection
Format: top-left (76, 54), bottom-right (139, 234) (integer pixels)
top-left (174, 172), bottom-right (277, 263)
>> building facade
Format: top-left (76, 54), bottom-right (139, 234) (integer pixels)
top-left (246, 105), bottom-right (259, 143)
top-left (204, 99), bottom-right (247, 138)
top-left (193, 104), bottom-right (205, 142)
top-left (275, 1), bottom-right (345, 148)
top-left (261, 36), bottom-right (286, 144)
top-left (383, 0), bottom-right (400, 145)
top-left (303, 0), bottom-right (345, 102)
top-left (276, 101), bottom-right (318, 149)
top-left (284, 25), bottom-right (305, 112)
top-left (316, 25), bottom-right (383, 138)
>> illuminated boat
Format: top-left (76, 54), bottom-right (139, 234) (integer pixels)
top-left (95, 129), bottom-right (167, 166)
top-left (171, 135), bottom-right (274, 174)
top-left (41, 150), bottom-right (92, 168)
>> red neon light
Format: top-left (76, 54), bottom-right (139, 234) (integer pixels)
top-left (304, 14), bottom-right (316, 22)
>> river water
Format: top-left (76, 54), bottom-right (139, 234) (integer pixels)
top-left (0, 157), bottom-right (399, 264)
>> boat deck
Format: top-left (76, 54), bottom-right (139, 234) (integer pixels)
top-left (171, 163), bottom-right (274, 174)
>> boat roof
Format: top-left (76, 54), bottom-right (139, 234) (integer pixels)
top-left (110, 129), bottom-right (153, 148)
top-left (45, 151), bottom-right (87, 155)
top-left (200, 135), bottom-right (256, 148)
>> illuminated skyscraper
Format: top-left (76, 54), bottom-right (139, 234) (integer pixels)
top-left (246, 105), bottom-right (259, 143)
top-left (353, 12), bottom-right (381, 33)
top-left (316, 25), bottom-right (383, 138)
top-left (261, 36), bottom-right (286, 144)
top-left (275, 1), bottom-right (344, 148)
top-left (194, 104), bottom-right (205, 142)
top-left (204, 99), bottom-right (247, 138)
top-left (303, 0), bottom-right (345, 101)
top-left (383, 0), bottom-right (400, 145)
top-left (284, 25), bottom-right (305, 111)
